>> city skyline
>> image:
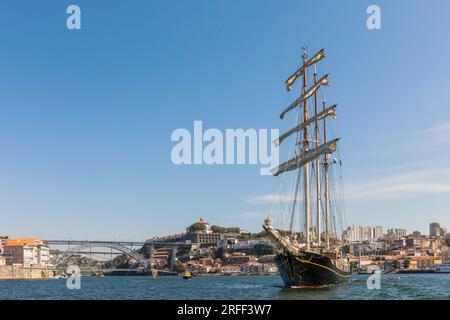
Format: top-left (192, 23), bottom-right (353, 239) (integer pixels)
top-left (1, 1), bottom-right (450, 240)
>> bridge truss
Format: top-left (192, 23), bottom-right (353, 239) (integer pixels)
top-left (49, 242), bottom-right (148, 268)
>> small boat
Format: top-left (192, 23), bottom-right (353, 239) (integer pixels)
top-left (182, 270), bottom-right (192, 279)
top-left (432, 263), bottom-right (450, 273)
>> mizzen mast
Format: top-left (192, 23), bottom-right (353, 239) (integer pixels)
top-left (323, 97), bottom-right (331, 250)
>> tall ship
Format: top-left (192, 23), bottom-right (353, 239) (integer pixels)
top-left (263, 45), bottom-right (350, 287)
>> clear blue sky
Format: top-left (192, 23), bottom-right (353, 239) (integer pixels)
top-left (1, 0), bottom-right (450, 240)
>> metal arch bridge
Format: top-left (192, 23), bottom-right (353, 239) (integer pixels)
top-left (49, 241), bottom-right (148, 268)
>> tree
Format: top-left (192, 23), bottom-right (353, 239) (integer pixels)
top-left (211, 225), bottom-right (240, 234)
top-left (226, 227), bottom-right (240, 234)
top-left (393, 260), bottom-right (401, 270)
top-left (211, 225), bottom-right (226, 233)
top-left (403, 259), bottom-right (411, 269)
top-left (214, 247), bottom-right (224, 259)
top-left (187, 222), bottom-right (207, 232)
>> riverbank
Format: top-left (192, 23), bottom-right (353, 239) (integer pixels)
top-left (0, 265), bottom-right (55, 280)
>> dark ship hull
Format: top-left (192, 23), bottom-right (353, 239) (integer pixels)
top-left (275, 250), bottom-right (350, 287)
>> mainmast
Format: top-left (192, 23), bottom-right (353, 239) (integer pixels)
top-left (301, 46), bottom-right (311, 251)
top-left (314, 65), bottom-right (321, 248)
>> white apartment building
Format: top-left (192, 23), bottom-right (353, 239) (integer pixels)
top-left (3, 238), bottom-right (51, 267)
top-left (343, 225), bottom-right (384, 242)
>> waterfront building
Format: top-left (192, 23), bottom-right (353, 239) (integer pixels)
top-left (413, 256), bottom-right (435, 269)
top-left (0, 236), bottom-right (7, 258)
top-left (442, 247), bottom-right (449, 263)
top-left (184, 232), bottom-right (225, 244)
top-left (194, 218), bottom-right (212, 233)
top-left (392, 249), bottom-right (407, 256)
top-left (412, 230), bottom-right (421, 237)
top-left (186, 218), bottom-right (213, 234)
top-left (152, 249), bottom-right (170, 266)
top-left (342, 241), bottom-right (387, 255)
top-left (258, 255), bottom-right (276, 263)
top-left (217, 238), bottom-right (238, 249)
top-left (393, 239), bottom-right (406, 250)
top-left (199, 264), bottom-right (212, 273)
top-left (231, 239), bottom-right (271, 250)
top-left (221, 265), bottom-right (241, 274)
top-left (260, 263), bottom-right (277, 273)
top-left (387, 228), bottom-right (407, 239)
top-left (240, 262), bottom-right (277, 274)
top-left (198, 257), bottom-right (214, 266)
top-left (213, 259), bottom-right (222, 267)
top-left (406, 237), bottom-right (422, 249)
top-left (343, 225), bottom-right (384, 242)
top-left (225, 254), bottom-right (257, 265)
top-left (240, 261), bottom-right (261, 273)
top-left (430, 222), bottom-right (447, 237)
top-left (2, 238), bottom-right (50, 267)
top-left (182, 219), bottom-right (226, 244)
top-left (372, 226), bottom-right (384, 241)
top-left (37, 245), bottom-right (50, 266)
top-left (419, 238), bottom-right (431, 250)
top-left (183, 262), bottom-right (214, 274)
top-left (430, 222), bottom-right (439, 236)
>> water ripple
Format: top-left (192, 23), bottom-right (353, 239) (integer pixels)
top-left (0, 274), bottom-right (449, 300)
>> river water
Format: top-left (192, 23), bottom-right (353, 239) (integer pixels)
top-left (0, 274), bottom-right (449, 300)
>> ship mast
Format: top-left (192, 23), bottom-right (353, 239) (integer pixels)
top-left (314, 65), bottom-right (321, 248)
top-left (301, 45), bottom-right (311, 251)
top-left (323, 97), bottom-right (330, 250)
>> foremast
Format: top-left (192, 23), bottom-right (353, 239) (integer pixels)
top-left (301, 46), bottom-right (311, 251)
top-left (263, 46), bottom-right (339, 255)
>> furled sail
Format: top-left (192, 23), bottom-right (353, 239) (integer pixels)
top-left (285, 49), bottom-right (326, 91)
top-left (271, 139), bottom-right (339, 176)
top-left (280, 74), bottom-right (329, 119)
top-left (274, 105), bottom-right (337, 146)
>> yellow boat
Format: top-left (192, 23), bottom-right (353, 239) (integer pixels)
top-left (182, 270), bottom-right (191, 279)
